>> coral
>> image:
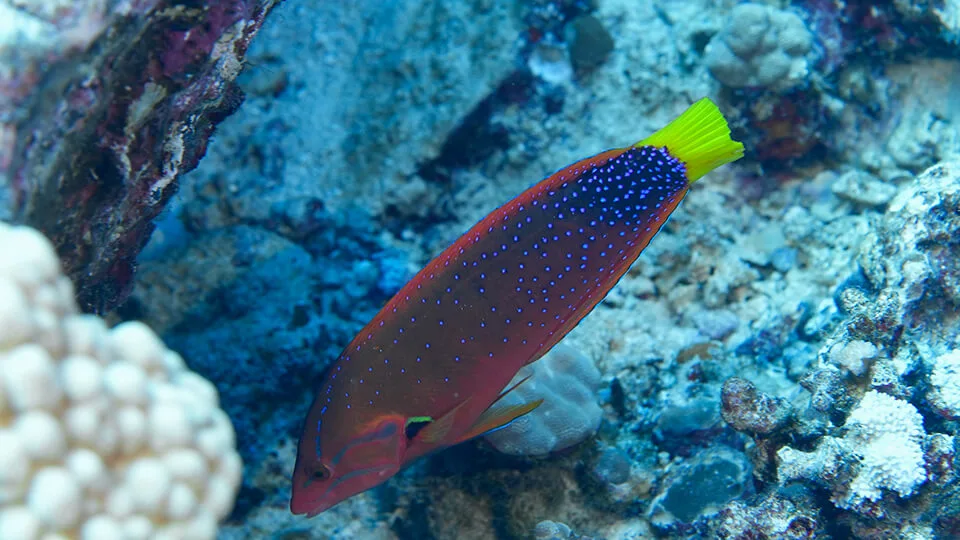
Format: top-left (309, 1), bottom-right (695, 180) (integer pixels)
top-left (484, 344), bottom-right (603, 456)
top-left (704, 4), bottom-right (814, 90)
top-left (827, 340), bottom-right (879, 377)
top-left (2, 0), bottom-right (281, 313)
top-left (713, 493), bottom-right (820, 539)
top-left (777, 391), bottom-right (928, 516)
top-left (841, 391), bottom-right (926, 504)
top-left (0, 223), bottom-right (241, 538)
top-left (858, 161), bottom-right (960, 326)
top-left (927, 349), bottom-right (960, 419)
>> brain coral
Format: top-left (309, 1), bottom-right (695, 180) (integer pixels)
top-left (483, 343), bottom-right (603, 456)
top-left (704, 3), bottom-right (813, 90)
top-left (0, 223), bottom-right (242, 539)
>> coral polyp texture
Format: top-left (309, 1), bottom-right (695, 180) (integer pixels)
top-left (704, 3), bottom-right (814, 90)
top-left (0, 223), bottom-right (241, 539)
top-left (778, 390), bottom-right (928, 514)
top-left (483, 344), bottom-right (603, 456)
top-left (0, 0), bottom-right (281, 313)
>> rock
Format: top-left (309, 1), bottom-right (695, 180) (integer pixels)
top-left (592, 447), bottom-right (633, 486)
top-left (565, 15), bottom-right (614, 73)
top-left (2, 0), bottom-right (281, 313)
top-left (484, 344), bottom-right (603, 456)
top-left (649, 447), bottom-right (753, 526)
top-left (721, 377), bottom-right (794, 436)
top-left (831, 170), bottom-right (897, 207)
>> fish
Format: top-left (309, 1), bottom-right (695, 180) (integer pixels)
top-left (290, 97), bottom-right (744, 516)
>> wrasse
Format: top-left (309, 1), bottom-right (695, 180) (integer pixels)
top-left (291, 98), bottom-right (744, 516)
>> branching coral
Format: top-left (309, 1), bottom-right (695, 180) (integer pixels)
top-left (777, 391), bottom-right (929, 516)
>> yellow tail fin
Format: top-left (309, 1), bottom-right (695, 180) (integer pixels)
top-left (635, 97), bottom-right (744, 183)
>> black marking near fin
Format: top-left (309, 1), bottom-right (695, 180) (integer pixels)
top-left (405, 416), bottom-right (433, 440)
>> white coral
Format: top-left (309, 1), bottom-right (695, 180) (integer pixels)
top-left (777, 390), bottom-right (928, 514)
top-left (838, 391), bottom-right (927, 508)
top-left (928, 350), bottom-right (960, 419)
top-left (0, 223), bottom-right (242, 539)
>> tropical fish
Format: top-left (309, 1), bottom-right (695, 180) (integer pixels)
top-left (291, 97), bottom-right (744, 516)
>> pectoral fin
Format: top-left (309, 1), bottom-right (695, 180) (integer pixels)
top-left (412, 399), bottom-right (470, 444)
top-left (453, 398), bottom-right (544, 444)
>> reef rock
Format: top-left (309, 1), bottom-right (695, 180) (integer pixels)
top-left (1, 1), bottom-right (280, 313)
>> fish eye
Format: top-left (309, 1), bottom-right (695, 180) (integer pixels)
top-left (312, 465), bottom-right (331, 481)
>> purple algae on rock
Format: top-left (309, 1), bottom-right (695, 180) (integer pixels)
top-left (1, 0), bottom-right (281, 313)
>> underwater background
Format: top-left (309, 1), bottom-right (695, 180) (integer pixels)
top-left (1, 0), bottom-right (960, 538)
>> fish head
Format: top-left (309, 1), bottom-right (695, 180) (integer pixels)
top-left (291, 411), bottom-right (407, 516)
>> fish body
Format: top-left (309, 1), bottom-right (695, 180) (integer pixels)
top-left (291, 98), bottom-right (744, 516)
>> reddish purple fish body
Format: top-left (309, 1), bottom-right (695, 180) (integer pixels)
top-left (292, 146), bottom-right (690, 514)
top-left (291, 98), bottom-right (743, 516)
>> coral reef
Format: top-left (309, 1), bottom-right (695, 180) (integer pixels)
top-left (6, 0), bottom-right (957, 537)
top-left (0, 222), bottom-right (241, 539)
top-left (484, 344), bottom-right (603, 456)
top-left (755, 162), bottom-right (960, 532)
top-left (1, 0), bottom-right (281, 313)
top-left (858, 161), bottom-right (960, 325)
